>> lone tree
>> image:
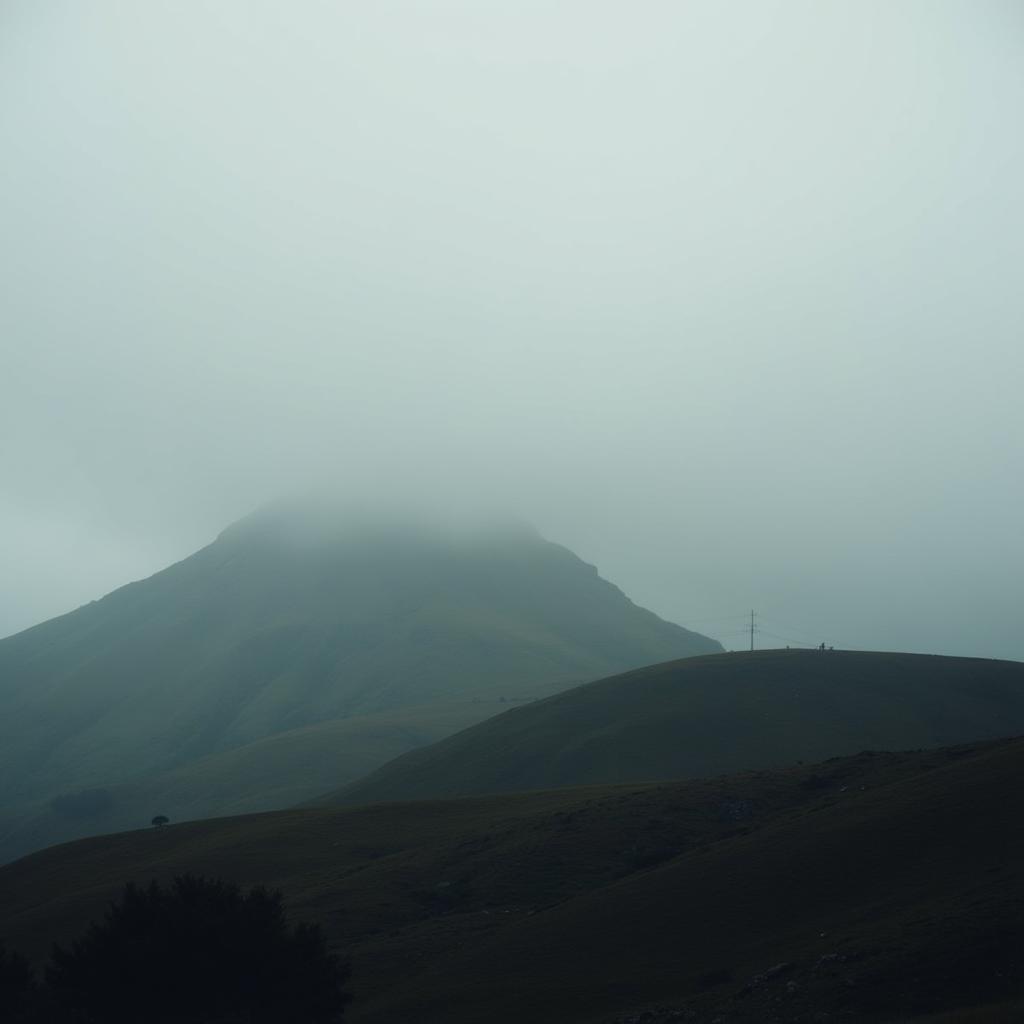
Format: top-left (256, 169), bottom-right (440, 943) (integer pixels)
top-left (46, 875), bottom-right (350, 1023)
top-left (150, 815), bottom-right (169, 827)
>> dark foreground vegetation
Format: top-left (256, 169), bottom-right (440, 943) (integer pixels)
top-left (2, 738), bottom-right (1022, 1022)
top-left (0, 876), bottom-right (349, 1023)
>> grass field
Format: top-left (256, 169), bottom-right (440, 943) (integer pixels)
top-left (2, 736), bottom-right (1020, 1023)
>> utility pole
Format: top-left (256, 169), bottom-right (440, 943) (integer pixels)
top-left (750, 609), bottom-right (756, 652)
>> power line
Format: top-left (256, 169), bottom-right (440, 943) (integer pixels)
top-left (759, 629), bottom-right (820, 648)
top-left (704, 611), bottom-right (837, 652)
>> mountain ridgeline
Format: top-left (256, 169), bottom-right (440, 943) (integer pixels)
top-left (0, 503), bottom-right (720, 862)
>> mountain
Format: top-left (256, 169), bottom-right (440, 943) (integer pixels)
top-left (330, 649), bottom-right (1024, 805)
top-left (0, 500), bottom-right (719, 862)
top-left (2, 738), bottom-right (1021, 1023)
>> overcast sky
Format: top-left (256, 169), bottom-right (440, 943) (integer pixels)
top-left (2, 1), bottom-right (1022, 658)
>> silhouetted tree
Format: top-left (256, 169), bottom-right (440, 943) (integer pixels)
top-left (0, 942), bottom-right (36, 1022)
top-left (151, 815), bottom-right (169, 827)
top-left (45, 875), bottom-right (350, 1023)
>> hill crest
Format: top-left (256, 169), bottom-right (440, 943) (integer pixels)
top-left (329, 649), bottom-right (1024, 806)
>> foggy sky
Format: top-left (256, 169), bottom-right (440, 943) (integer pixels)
top-left (2, 1), bottom-right (1023, 659)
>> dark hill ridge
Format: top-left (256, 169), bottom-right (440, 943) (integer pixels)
top-left (1, 739), bottom-right (1020, 1023)
top-left (0, 502), bottom-right (719, 862)
top-left (329, 649), bottom-right (1024, 805)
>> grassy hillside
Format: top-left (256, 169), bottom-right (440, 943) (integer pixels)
top-left (0, 700), bottom-right (501, 862)
top-left (1, 739), bottom-right (1020, 1023)
top-left (370, 736), bottom-right (1024, 1024)
top-left (330, 649), bottom-right (1024, 805)
top-left (0, 503), bottom-right (719, 861)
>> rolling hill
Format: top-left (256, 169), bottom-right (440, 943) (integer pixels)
top-left (1, 738), bottom-right (1020, 1023)
top-left (0, 500), bottom-right (719, 863)
top-left (330, 649), bottom-right (1024, 806)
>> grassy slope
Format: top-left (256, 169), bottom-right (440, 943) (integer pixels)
top-left (376, 737), bottom-right (1024, 1024)
top-left (2, 739), bottom-right (1021, 1023)
top-left (128, 701), bottom-right (503, 817)
top-left (0, 700), bottom-right (502, 862)
top-left (330, 650), bottom-right (1024, 805)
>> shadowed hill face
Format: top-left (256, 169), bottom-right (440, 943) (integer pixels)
top-left (1, 739), bottom-right (1020, 1023)
top-left (358, 737), bottom-right (1024, 1024)
top-left (330, 650), bottom-right (1024, 805)
top-left (0, 504), bottom-right (719, 862)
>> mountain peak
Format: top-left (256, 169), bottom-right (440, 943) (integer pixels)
top-left (217, 494), bottom-right (543, 551)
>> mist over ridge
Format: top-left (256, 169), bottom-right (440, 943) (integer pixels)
top-left (2, 1), bottom-right (1023, 658)
top-left (217, 491), bottom-right (545, 553)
